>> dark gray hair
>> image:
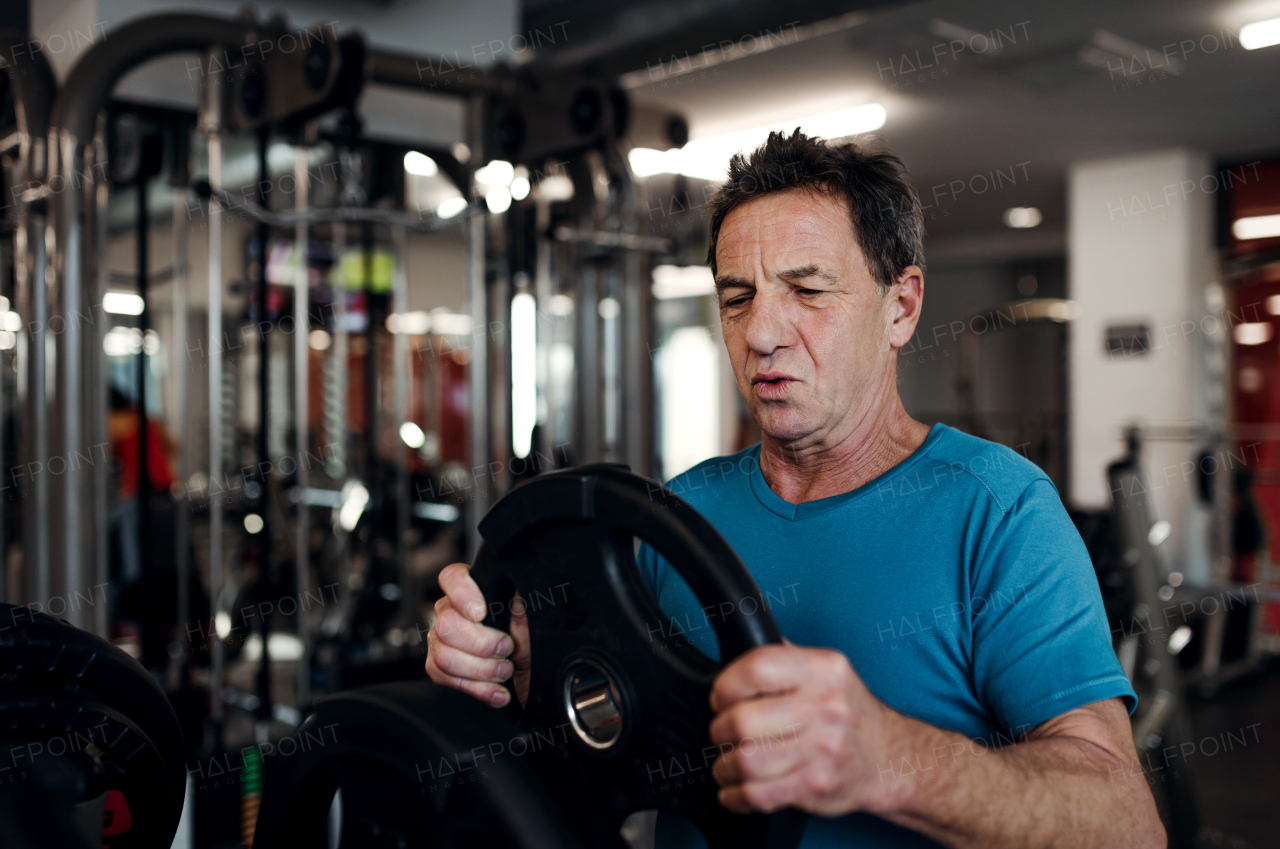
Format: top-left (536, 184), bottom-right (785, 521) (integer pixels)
top-left (706, 129), bottom-right (926, 293)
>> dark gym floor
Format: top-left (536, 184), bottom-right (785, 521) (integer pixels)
top-left (1188, 660), bottom-right (1280, 849)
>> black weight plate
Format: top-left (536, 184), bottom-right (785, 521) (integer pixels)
top-left (254, 680), bottom-right (586, 849)
top-left (470, 464), bottom-right (806, 849)
top-left (0, 684), bottom-right (179, 848)
top-left (0, 604), bottom-right (186, 846)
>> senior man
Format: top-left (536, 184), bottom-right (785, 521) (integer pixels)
top-left (426, 130), bottom-right (1164, 848)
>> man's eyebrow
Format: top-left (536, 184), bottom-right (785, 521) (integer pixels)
top-left (715, 274), bottom-right (752, 291)
top-left (778, 264), bottom-right (837, 284)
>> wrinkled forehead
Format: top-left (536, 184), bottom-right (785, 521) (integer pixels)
top-left (715, 188), bottom-right (861, 276)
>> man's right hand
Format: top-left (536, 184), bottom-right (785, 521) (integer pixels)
top-left (425, 562), bottom-right (530, 708)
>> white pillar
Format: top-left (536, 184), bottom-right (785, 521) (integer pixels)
top-left (1068, 150), bottom-right (1219, 581)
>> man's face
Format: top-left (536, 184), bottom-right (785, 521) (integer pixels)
top-left (715, 187), bottom-right (919, 450)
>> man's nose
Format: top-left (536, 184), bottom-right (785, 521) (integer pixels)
top-left (742, 290), bottom-right (794, 355)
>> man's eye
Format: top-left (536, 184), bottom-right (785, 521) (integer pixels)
top-left (797, 288), bottom-right (823, 296)
top-left (724, 295), bottom-right (750, 307)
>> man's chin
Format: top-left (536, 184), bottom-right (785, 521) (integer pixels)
top-left (754, 410), bottom-right (817, 445)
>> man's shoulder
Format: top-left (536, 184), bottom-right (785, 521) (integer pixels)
top-left (924, 426), bottom-right (1056, 515)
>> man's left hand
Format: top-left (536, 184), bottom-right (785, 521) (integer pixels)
top-left (709, 642), bottom-right (906, 817)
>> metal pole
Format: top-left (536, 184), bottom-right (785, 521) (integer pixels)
top-left (391, 223), bottom-right (410, 623)
top-left (254, 129), bottom-right (273, 723)
top-left (294, 146), bottom-right (312, 708)
top-left (31, 215), bottom-right (49, 608)
top-left (136, 164), bottom-right (153, 634)
top-left (466, 93), bottom-right (488, 559)
top-left (56, 131), bottom-right (85, 628)
top-left (206, 123), bottom-right (225, 727)
top-left (172, 183), bottom-right (190, 673)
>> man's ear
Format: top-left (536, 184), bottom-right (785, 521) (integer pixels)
top-left (886, 266), bottom-right (924, 350)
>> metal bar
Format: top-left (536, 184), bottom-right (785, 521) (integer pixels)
top-left (172, 185), bottom-right (190, 673)
top-left (198, 187), bottom-right (471, 230)
top-left (391, 223), bottom-right (411, 623)
top-left (294, 146), bottom-right (312, 709)
top-left (137, 165), bottom-right (153, 619)
top-left (207, 127), bottom-right (225, 727)
top-left (367, 47), bottom-right (509, 96)
top-left (32, 215), bottom-right (49, 608)
top-left (466, 93), bottom-right (488, 559)
top-left (254, 129), bottom-right (273, 722)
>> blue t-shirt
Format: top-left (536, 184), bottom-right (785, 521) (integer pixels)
top-left (639, 424), bottom-right (1134, 849)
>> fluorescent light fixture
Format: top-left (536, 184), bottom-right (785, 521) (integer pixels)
top-left (629, 103), bottom-right (887, 181)
top-left (653, 265), bottom-right (716, 299)
top-left (1241, 17), bottom-right (1280, 49)
top-left (537, 174), bottom-right (574, 201)
top-left (103, 326), bottom-right (158, 356)
top-left (399, 421), bottom-right (426, 449)
top-left (104, 291), bottom-right (144, 315)
top-left (244, 513), bottom-right (264, 534)
top-left (485, 186), bottom-right (512, 213)
top-left (475, 159), bottom-right (515, 186)
top-left (548, 294), bottom-right (574, 316)
top-left (511, 292), bottom-right (537, 459)
top-left (1167, 625), bottom-right (1193, 655)
top-left (1003, 207), bottom-right (1042, 228)
top-left (430, 310), bottom-right (473, 335)
top-left (436, 197), bottom-right (468, 219)
top-left (1234, 322), bottom-right (1273, 345)
top-left (1233, 214), bottom-right (1280, 240)
top-left (413, 501), bottom-right (460, 522)
top-left (386, 311), bottom-right (431, 334)
top-left (338, 481), bottom-right (370, 532)
top-left (403, 150), bottom-right (439, 176)
top-left (243, 632), bottom-right (304, 662)
top-left (510, 175), bottom-right (531, 200)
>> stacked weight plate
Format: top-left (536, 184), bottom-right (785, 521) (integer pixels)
top-left (0, 604), bottom-right (187, 849)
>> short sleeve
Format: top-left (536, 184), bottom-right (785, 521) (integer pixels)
top-left (970, 480), bottom-right (1136, 735)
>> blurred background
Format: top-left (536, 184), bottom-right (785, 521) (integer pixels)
top-left (3, 0), bottom-right (1280, 846)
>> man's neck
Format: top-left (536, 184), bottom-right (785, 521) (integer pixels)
top-left (758, 398), bottom-right (932, 505)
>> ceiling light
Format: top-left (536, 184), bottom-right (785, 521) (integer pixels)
top-left (403, 150), bottom-right (439, 177)
top-left (308, 328), bottom-right (331, 350)
top-left (1234, 322), bottom-right (1273, 345)
top-left (652, 265), bottom-right (716, 299)
top-left (1267, 295), bottom-right (1280, 315)
top-left (1233, 214), bottom-right (1280, 240)
top-left (629, 103), bottom-right (887, 181)
top-left (399, 421), bottom-right (426, 449)
top-left (436, 197), bottom-right (468, 219)
top-left (104, 291), bottom-right (144, 315)
top-left (510, 176), bottom-right (531, 200)
top-left (1241, 17), bottom-right (1280, 50)
top-left (244, 513), bottom-right (264, 534)
top-left (1003, 207), bottom-right (1042, 228)
top-left (338, 481), bottom-right (370, 532)
top-left (485, 186), bottom-right (512, 213)
top-left (475, 159), bottom-right (515, 186)
top-left (429, 310), bottom-right (473, 335)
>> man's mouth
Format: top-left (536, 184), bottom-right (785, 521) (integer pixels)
top-left (751, 372), bottom-right (797, 399)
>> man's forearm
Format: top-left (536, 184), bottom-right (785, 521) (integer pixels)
top-left (874, 714), bottom-right (1162, 849)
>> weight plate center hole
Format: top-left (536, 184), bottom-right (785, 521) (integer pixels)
top-left (563, 660), bottom-right (624, 749)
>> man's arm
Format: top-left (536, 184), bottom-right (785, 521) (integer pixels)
top-left (709, 645), bottom-right (1164, 849)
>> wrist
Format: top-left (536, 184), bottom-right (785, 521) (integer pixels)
top-left (862, 707), bottom-right (936, 818)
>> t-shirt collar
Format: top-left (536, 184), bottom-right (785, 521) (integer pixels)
top-left (747, 423), bottom-right (948, 521)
